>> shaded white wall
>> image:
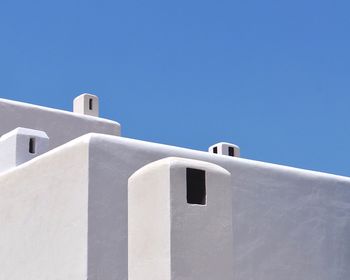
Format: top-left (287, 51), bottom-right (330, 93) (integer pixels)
top-left (128, 158), bottom-right (233, 280)
top-left (0, 98), bottom-right (120, 150)
top-left (87, 134), bottom-right (350, 280)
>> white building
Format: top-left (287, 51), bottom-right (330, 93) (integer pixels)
top-left (0, 94), bottom-right (349, 280)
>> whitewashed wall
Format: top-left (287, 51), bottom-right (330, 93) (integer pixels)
top-left (0, 98), bottom-right (120, 150)
top-left (0, 133), bottom-right (349, 280)
top-left (88, 134), bottom-right (350, 280)
top-left (128, 158), bottom-right (233, 280)
top-left (0, 138), bottom-right (90, 280)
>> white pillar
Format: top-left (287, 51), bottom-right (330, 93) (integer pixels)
top-left (128, 157), bottom-right (233, 280)
top-left (209, 142), bottom-right (240, 157)
top-left (73, 93), bottom-right (99, 117)
top-left (0, 127), bottom-right (49, 173)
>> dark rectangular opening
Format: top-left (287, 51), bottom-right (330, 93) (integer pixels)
top-left (29, 138), bottom-right (36, 154)
top-left (186, 168), bottom-right (206, 205)
top-left (89, 98), bottom-right (93, 110)
top-left (213, 146), bottom-right (218, 154)
top-left (228, 147), bottom-right (235, 157)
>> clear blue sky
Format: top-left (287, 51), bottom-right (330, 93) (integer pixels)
top-left (1, 0), bottom-right (350, 176)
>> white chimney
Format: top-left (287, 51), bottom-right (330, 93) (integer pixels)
top-left (0, 127), bottom-right (49, 173)
top-left (208, 142), bottom-right (240, 157)
top-left (73, 93), bottom-right (99, 117)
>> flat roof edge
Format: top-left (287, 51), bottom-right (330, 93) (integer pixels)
top-left (86, 133), bottom-right (350, 183)
top-left (0, 98), bottom-right (120, 127)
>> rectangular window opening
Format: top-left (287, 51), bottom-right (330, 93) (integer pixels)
top-left (89, 98), bottom-right (93, 110)
top-left (228, 147), bottom-right (235, 157)
top-left (213, 146), bottom-right (218, 154)
top-left (29, 138), bottom-right (36, 154)
top-left (186, 168), bottom-right (206, 205)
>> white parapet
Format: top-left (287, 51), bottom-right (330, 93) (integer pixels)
top-left (0, 97), bottom-right (120, 150)
top-left (0, 127), bottom-right (49, 173)
top-left (209, 142), bottom-right (240, 157)
top-left (128, 157), bottom-right (233, 280)
top-left (73, 93), bottom-right (99, 117)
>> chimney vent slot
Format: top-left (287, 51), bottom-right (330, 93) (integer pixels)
top-left (89, 98), bottom-right (93, 110)
top-left (228, 147), bottom-right (234, 157)
top-left (29, 138), bottom-right (36, 154)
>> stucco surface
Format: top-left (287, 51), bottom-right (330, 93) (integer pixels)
top-left (0, 98), bottom-right (120, 150)
top-left (86, 134), bottom-right (350, 280)
top-left (0, 138), bottom-right (90, 280)
top-left (128, 158), bottom-right (233, 280)
top-left (0, 133), bottom-right (349, 280)
top-left (128, 159), bottom-right (172, 280)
